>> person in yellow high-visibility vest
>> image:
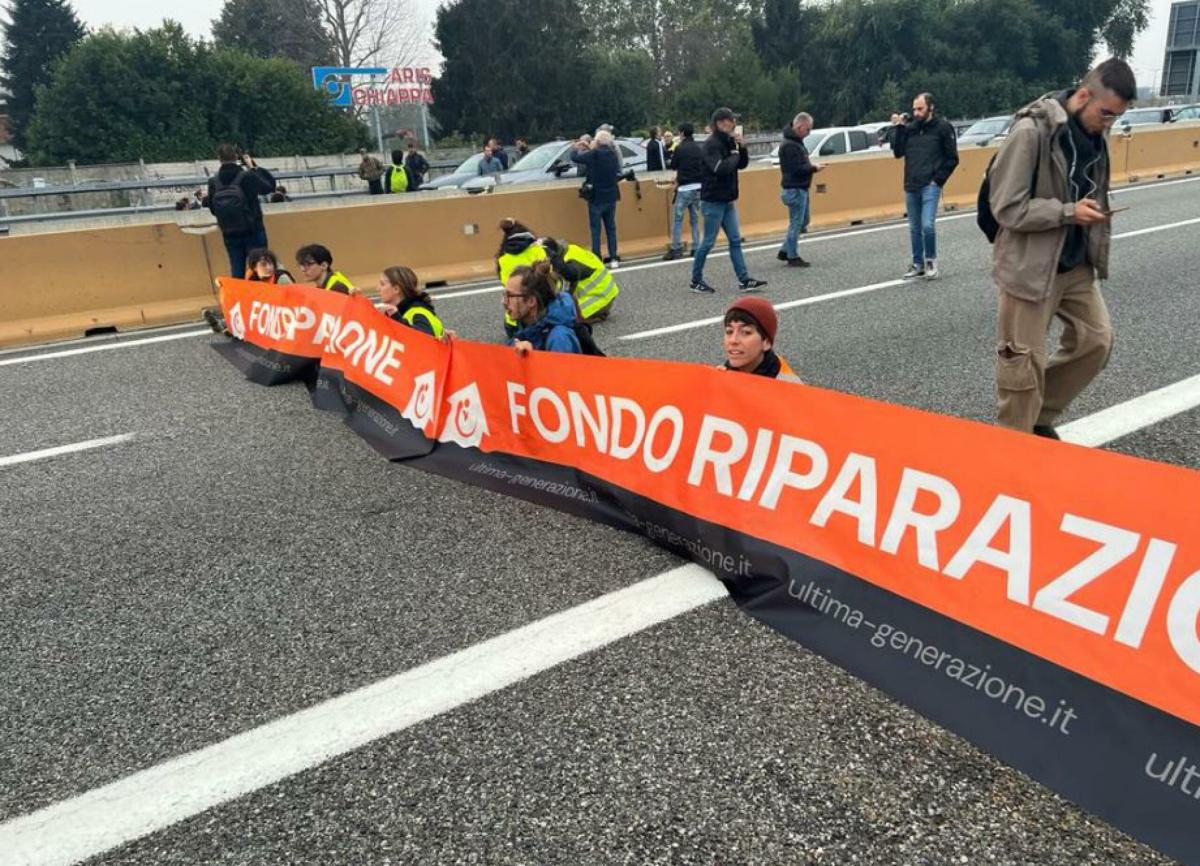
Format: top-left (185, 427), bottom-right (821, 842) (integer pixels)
top-left (541, 237), bottom-right (619, 323)
top-left (495, 218), bottom-right (548, 337)
top-left (376, 265), bottom-right (445, 338)
top-left (295, 243), bottom-right (356, 294)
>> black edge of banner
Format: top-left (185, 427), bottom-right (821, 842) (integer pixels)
top-left (411, 441), bottom-right (1199, 866)
top-left (309, 366), bottom-right (354, 415)
top-left (211, 339), bottom-right (317, 387)
top-left (340, 379), bottom-right (437, 461)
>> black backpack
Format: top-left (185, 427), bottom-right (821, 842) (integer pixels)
top-left (212, 172), bottom-right (255, 235)
top-left (977, 136), bottom-right (1039, 244)
top-left (573, 321), bottom-right (606, 356)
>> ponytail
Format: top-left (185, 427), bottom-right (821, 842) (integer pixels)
top-left (509, 259), bottom-right (560, 313)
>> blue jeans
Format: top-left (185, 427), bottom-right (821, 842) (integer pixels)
top-left (222, 225), bottom-right (269, 277)
top-left (670, 188), bottom-right (701, 251)
top-left (779, 187), bottom-right (810, 258)
top-left (692, 200), bottom-right (748, 284)
top-left (588, 200), bottom-right (618, 260)
top-left (905, 183), bottom-right (941, 267)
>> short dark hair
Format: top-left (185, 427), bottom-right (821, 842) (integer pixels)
top-left (1084, 57), bottom-right (1137, 102)
top-left (724, 309), bottom-right (766, 339)
top-left (679, 122), bottom-right (694, 137)
top-left (295, 243), bottom-right (333, 267)
top-left (217, 143), bottom-right (238, 163)
top-left (391, 148), bottom-right (404, 164)
top-left (247, 248), bottom-right (280, 270)
top-left (916, 92), bottom-right (935, 110)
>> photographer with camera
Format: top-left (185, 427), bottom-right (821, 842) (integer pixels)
top-left (207, 143), bottom-right (278, 278)
top-left (890, 93), bottom-right (959, 280)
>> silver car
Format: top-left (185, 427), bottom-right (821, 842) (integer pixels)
top-left (421, 153), bottom-right (486, 190)
top-left (958, 115), bottom-right (1014, 147)
top-left (460, 138), bottom-right (647, 192)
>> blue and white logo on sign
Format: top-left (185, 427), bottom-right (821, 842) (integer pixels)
top-left (312, 66), bottom-right (389, 106)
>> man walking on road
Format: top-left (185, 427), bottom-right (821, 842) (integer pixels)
top-left (690, 107), bottom-right (767, 295)
top-left (989, 58), bottom-right (1134, 438)
top-left (777, 111), bottom-right (822, 267)
top-left (890, 92), bottom-right (959, 279)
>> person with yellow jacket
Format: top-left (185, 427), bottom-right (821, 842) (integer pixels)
top-left (295, 243), bottom-right (356, 294)
top-left (540, 236), bottom-right (619, 323)
top-left (376, 265), bottom-right (445, 338)
top-left (496, 218), bottom-right (548, 336)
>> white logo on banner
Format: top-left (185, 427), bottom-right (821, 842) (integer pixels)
top-left (438, 382), bottom-right (489, 448)
top-left (227, 302), bottom-right (246, 340)
top-left (402, 370), bottom-right (437, 433)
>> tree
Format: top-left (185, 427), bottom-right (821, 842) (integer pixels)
top-left (212, 0), bottom-right (336, 70)
top-left (24, 22), bottom-right (367, 164)
top-left (315, 0), bottom-right (427, 68)
top-left (433, 0), bottom-right (589, 140)
top-left (0, 0), bottom-right (84, 150)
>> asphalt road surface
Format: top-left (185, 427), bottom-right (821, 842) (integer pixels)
top-left (1, 175), bottom-right (1197, 865)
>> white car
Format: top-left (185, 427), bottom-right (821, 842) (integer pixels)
top-left (758, 126), bottom-right (883, 165)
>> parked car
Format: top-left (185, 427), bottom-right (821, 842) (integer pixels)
top-left (1170, 103), bottom-right (1200, 121)
top-left (958, 115), bottom-right (1014, 147)
top-left (1116, 106), bottom-right (1176, 130)
top-left (460, 138), bottom-right (648, 192)
top-left (421, 153), bottom-right (487, 190)
top-left (757, 126), bottom-right (881, 165)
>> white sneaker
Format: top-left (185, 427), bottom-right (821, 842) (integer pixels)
top-left (609, 258), bottom-right (621, 270)
top-left (924, 259), bottom-right (939, 279)
top-left (902, 265), bottom-right (925, 279)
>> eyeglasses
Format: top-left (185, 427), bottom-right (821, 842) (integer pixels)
top-left (501, 292), bottom-right (529, 301)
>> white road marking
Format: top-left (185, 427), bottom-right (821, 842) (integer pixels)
top-left (0, 564), bottom-right (727, 866)
top-left (0, 330), bottom-right (212, 367)
top-left (0, 435), bottom-right (135, 469)
top-left (620, 279), bottom-right (908, 341)
top-left (2, 365), bottom-right (1199, 865)
top-left (619, 213), bottom-right (1200, 342)
top-left (1060, 374), bottom-right (1200, 447)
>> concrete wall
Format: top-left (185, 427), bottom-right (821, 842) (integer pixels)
top-left (2, 123), bottom-right (1198, 348)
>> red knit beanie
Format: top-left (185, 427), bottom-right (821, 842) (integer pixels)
top-left (725, 297), bottom-right (778, 344)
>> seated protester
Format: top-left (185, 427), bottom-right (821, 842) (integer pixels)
top-left (376, 265), bottom-right (444, 337)
top-left (384, 149), bottom-right (410, 193)
top-left (504, 261), bottom-right (582, 355)
top-left (495, 217), bottom-right (548, 337)
top-left (295, 243), bottom-right (356, 294)
top-left (540, 236), bottom-right (618, 323)
top-left (720, 297), bottom-right (801, 381)
top-left (246, 248), bottom-right (295, 284)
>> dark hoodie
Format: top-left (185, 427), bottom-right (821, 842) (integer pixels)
top-left (207, 162), bottom-right (277, 237)
top-left (1057, 89), bottom-right (1105, 273)
top-left (700, 129), bottom-right (750, 203)
top-left (778, 126), bottom-right (815, 190)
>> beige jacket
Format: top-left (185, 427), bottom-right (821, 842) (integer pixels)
top-left (989, 94), bottom-right (1111, 301)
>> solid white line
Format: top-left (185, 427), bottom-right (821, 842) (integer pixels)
top-left (1111, 216), bottom-right (1200, 240)
top-left (0, 564), bottom-right (726, 866)
top-left (0, 330), bottom-right (211, 367)
top-left (3, 364), bottom-right (1199, 864)
top-left (618, 213), bottom-right (1200, 343)
top-left (1111, 175), bottom-right (1200, 195)
top-left (620, 279), bottom-right (909, 341)
top-left (1060, 374), bottom-right (1200, 447)
top-left (0, 322), bottom-right (209, 358)
top-left (0, 434), bottom-right (135, 468)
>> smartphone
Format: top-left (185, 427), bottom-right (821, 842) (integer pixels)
top-left (734, 124), bottom-right (744, 137)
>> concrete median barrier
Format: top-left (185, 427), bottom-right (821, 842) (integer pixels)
top-left (3, 124), bottom-right (1197, 349)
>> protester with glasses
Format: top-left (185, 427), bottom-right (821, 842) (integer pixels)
top-left (987, 57), bottom-right (1135, 438)
top-left (503, 261), bottom-right (582, 355)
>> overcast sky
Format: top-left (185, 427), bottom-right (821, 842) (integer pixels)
top-left (70, 0), bottom-right (1179, 92)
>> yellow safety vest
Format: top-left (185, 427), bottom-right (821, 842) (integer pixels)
top-left (497, 243), bottom-right (548, 331)
top-left (562, 243), bottom-right (618, 320)
top-left (402, 305), bottom-right (445, 338)
top-left (322, 271), bottom-right (356, 294)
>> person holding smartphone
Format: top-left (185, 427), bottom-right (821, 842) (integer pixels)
top-left (689, 107), bottom-right (767, 295)
top-left (988, 57), bottom-right (1136, 438)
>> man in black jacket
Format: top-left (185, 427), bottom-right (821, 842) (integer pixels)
top-left (890, 92), bottom-right (959, 279)
top-left (571, 130), bottom-right (623, 267)
top-left (690, 107), bottom-right (768, 294)
top-left (207, 143), bottom-right (277, 277)
top-left (777, 111), bottom-right (823, 267)
top-left (663, 123), bottom-right (704, 260)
